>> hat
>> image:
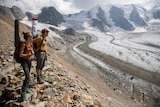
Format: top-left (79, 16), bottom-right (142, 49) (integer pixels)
top-left (41, 28), bottom-right (49, 34)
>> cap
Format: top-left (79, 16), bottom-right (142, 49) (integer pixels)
top-left (32, 17), bottom-right (38, 20)
top-left (41, 28), bottom-right (49, 34)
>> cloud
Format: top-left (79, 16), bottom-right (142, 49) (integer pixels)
top-left (68, 0), bottom-right (152, 10)
top-left (0, 0), bottom-right (158, 15)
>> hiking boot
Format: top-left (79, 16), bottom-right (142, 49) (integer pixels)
top-left (21, 92), bottom-right (28, 101)
top-left (26, 88), bottom-right (32, 93)
top-left (37, 76), bottom-right (44, 84)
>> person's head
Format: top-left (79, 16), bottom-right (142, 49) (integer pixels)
top-left (22, 32), bottom-right (32, 41)
top-left (41, 28), bottom-right (49, 37)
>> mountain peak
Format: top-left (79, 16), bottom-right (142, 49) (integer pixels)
top-left (38, 6), bottom-right (65, 26)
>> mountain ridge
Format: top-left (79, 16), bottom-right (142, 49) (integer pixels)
top-left (62, 4), bottom-right (160, 31)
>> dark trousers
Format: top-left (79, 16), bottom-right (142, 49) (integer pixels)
top-left (21, 59), bottom-right (31, 92)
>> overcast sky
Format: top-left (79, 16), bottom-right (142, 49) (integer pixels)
top-left (0, 0), bottom-right (159, 14)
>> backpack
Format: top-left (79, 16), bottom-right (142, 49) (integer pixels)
top-left (14, 41), bottom-right (26, 63)
top-left (14, 20), bottom-right (27, 63)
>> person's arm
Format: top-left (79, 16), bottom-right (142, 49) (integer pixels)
top-left (31, 44), bottom-right (35, 55)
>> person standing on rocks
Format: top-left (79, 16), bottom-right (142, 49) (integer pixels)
top-left (19, 32), bottom-right (34, 101)
top-left (33, 28), bottom-right (49, 84)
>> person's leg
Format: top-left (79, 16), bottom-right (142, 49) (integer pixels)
top-left (40, 54), bottom-right (46, 77)
top-left (21, 62), bottom-right (30, 92)
top-left (36, 69), bottom-right (44, 83)
top-left (21, 61), bottom-right (30, 101)
top-left (26, 60), bottom-right (32, 93)
top-left (36, 53), bottom-right (45, 84)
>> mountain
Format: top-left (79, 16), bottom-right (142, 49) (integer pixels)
top-left (129, 5), bottom-right (147, 26)
top-left (109, 6), bottom-right (134, 30)
top-left (0, 5), bottom-right (25, 20)
top-left (0, 5), bottom-right (65, 26)
top-left (38, 7), bottom-right (65, 26)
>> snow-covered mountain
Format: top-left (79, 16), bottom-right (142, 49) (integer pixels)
top-left (62, 4), bottom-right (160, 32)
top-left (151, 6), bottom-right (160, 19)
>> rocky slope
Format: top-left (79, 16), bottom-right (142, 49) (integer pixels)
top-left (0, 51), bottom-right (108, 107)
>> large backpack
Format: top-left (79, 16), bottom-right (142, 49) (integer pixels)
top-left (13, 20), bottom-right (25, 63)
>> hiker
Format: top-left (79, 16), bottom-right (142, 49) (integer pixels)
top-left (19, 32), bottom-right (34, 101)
top-left (33, 28), bottom-right (49, 84)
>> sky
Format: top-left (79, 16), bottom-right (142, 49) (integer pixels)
top-left (0, 0), bottom-right (159, 14)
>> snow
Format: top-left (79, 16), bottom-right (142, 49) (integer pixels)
top-left (85, 29), bottom-right (160, 73)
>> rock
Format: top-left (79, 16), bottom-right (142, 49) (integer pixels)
top-left (44, 76), bottom-right (55, 83)
top-left (43, 65), bottom-right (52, 71)
top-left (35, 102), bottom-right (45, 107)
top-left (21, 101), bottom-right (30, 107)
top-left (0, 73), bottom-right (8, 84)
top-left (63, 28), bottom-right (76, 36)
top-left (7, 56), bottom-right (13, 62)
top-left (73, 94), bottom-right (81, 101)
top-left (45, 101), bottom-right (55, 107)
top-left (36, 81), bottom-right (51, 89)
top-left (11, 92), bottom-right (19, 99)
top-left (44, 88), bottom-right (57, 95)
top-left (63, 93), bottom-right (72, 103)
top-left (5, 100), bottom-right (21, 107)
top-left (82, 94), bottom-right (94, 106)
top-left (94, 99), bottom-right (102, 107)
